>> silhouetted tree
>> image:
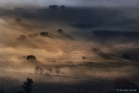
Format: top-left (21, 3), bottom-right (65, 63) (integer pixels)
top-left (57, 29), bottom-right (63, 33)
top-left (49, 5), bottom-right (58, 10)
top-left (91, 48), bottom-right (100, 52)
top-left (22, 78), bottom-right (33, 93)
top-left (40, 32), bottom-right (49, 37)
top-left (15, 18), bottom-right (21, 24)
top-left (82, 56), bottom-right (87, 61)
top-left (35, 66), bottom-right (44, 74)
top-left (16, 35), bottom-right (27, 41)
top-left (60, 5), bottom-right (65, 9)
top-left (122, 53), bottom-right (131, 60)
top-left (26, 55), bottom-right (36, 61)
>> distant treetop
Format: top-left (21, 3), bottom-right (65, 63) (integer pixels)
top-left (60, 5), bottom-right (65, 9)
top-left (49, 5), bottom-right (58, 10)
top-left (57, 29), bottom-right (63, 33)
top-left (15, 18), bottom-right (21, 24)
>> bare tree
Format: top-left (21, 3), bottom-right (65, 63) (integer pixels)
top-left (34, 66), bottom-right (44, 74)
top-left (55, 68), bottom-right (60, 75)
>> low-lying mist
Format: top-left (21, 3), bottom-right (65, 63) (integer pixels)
top-left (0, 7), bottom-right (139, 82)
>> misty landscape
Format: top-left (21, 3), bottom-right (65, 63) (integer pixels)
top-left (0, 0), bottom-right (139, 93)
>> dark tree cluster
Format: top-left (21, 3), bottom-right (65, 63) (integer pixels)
top-left (57, 29), bottom-right (63, 33)
top-left (26, 55), bottom-right (36, 61)
top-left (40, 31), bottom-right (49, 37)
top-left (49, 5), bottom-right (58, 10)
top-left (49, 5), bottom-right (65, 10)
top-left (59, 5), bottom-right (65, 9)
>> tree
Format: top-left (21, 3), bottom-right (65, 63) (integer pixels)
top-left (60, 5), bottom-right (65, 9)
top-left (55, 68), bottom-right (60, 75)
top-left (82, 56), bottom-right (87, 61)
top-left (16, 35), bottom-right (27, 41)
top-left (15, 18), bottom-right (21, 24)
top-left (26, 55), bottom-right (36, 61)
top-left (57, 29), bottom-right (63, 33)
top-left (40, 32), bottom-right (49, 37)
top-left (22, 78), bottom-right (33, 93)
top-left (34, 66), bottom-right (44, 74)
top-left (49, 5), bottom-right (58, 10)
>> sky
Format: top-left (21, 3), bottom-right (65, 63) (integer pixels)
top-left (0, 0), bottom-right (139, 8)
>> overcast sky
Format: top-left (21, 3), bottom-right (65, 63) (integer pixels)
top-left (0, 0), bottom-right (139, 8)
